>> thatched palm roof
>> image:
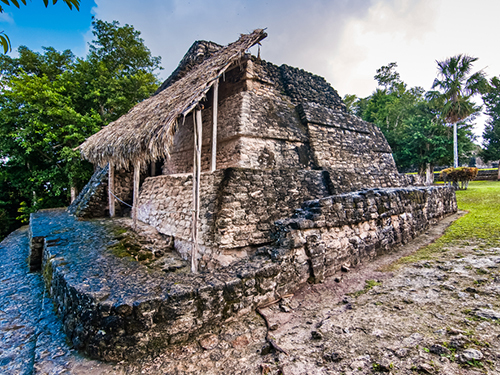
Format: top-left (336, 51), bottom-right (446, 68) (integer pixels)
top-left (78, 29), bottom-right (267, 169)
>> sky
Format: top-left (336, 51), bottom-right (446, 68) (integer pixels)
top-left (2, 0), bottom-right (500, 141)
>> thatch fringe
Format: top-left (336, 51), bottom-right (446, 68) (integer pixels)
top-left (77, 29), bottom-right (267, 169)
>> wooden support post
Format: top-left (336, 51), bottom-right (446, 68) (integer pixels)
top-left (191, 108), bottom-right (202, 273)
top-left (150, 161), bottom-right (156, 177)
top-left (132, 160), bottom-right (140, 230)
top-left (108, 162), bottom-right (115, 217)
top-left (211, 79), bottom-right (219, 173)
top-left (70, 186), bottom-right (78, 203)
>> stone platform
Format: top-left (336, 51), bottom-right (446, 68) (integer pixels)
top-left (29, 186), bottom-right (456, 362)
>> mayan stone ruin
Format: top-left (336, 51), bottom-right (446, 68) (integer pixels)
top-left (27, 30), bottom-right (457, 361)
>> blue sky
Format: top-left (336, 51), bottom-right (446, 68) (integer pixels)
top-left (1, 0), bottom-right (96, 57)
top-left (2, 0), bottom-right (500, 141)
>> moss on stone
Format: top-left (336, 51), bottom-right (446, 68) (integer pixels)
top-left (113, 227), bottom-right (128, 236)
top-left (42, 258), bottom-right (54, 291)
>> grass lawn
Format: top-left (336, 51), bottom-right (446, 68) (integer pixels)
top-left (394, 180), bottom-right (500, 266)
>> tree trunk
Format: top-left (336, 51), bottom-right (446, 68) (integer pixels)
top-left (425, 163), bottom-right (434, 185)
top-left (453, 122), bottom-right (458, 168)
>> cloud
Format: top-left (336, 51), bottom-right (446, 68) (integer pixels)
top-left (0, 12), bottom-right (14, 24)
top-left (92, 0), bottom-right (500, 139)
top-left (92, 0), bottom-right (377, 82)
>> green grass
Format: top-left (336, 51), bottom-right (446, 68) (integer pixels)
top-left (393, 181), bottom-right (500, 266)
top-left (406, 168), bottom-right (498, 175)
top-left (449, 181), bottom-right (500, 245)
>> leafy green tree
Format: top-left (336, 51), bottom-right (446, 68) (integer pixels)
top-left (0, 61), bottom-right (101, 220)
top-left (428, 55), bottom-right (487, 168)
top-left (481, 76), bottom-right (500, 179)
top-left (0, 0), bottom-right (80, 53)
top-left (398, 99), bottom-right (476, 180)
top-left (346, 62), bottom-right (476, 181)
top-left (71, 19), bottom-right (162, 123)
top-left (0, 19), bottom-right (162, 240)
top-left (374, 62), bottom-right (403, 92)
top-left (481, 77), bottom-right (500, 160)
top-left (343, 94), bottom-right (358, 114)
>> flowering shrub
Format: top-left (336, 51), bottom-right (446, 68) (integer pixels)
top-left (440, 167), bottom-right (478, 190)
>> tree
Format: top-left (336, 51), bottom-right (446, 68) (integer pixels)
top-left (358, 63), bottom-right (428, 169)
top-left (345, 62), bottom-right (476, 182)
top-left (0, 55), bottom-right (101, 220)
top-left (71, 19), bottom-right (162, 123)
top-left (481, 76), bottom-right (500, 179)
top-left (0, 19), bottom-right (162, 240)
top-left (0, 0), bottom-right (80, 53)
top-left (428, 54), bottom-right (487, 168)
top-left (374, 62), bottom-right (402, 92)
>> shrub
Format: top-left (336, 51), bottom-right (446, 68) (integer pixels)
top-left (440, 167), bottom-right (478, 190)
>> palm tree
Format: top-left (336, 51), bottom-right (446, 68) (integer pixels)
top-left (428, 55), bottom-right (487, 168)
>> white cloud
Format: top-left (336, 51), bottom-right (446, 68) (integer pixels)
top-left (92, 0), bottom-right (376, 80)
top-left (0, 12), bottom-right (14, 24)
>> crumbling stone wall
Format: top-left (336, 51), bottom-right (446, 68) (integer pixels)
top-left (162, 62), bottom-right (314, 174)
top-left (276, 186), bottom-right (457, 282)
top-left (137, 171), bottom-right (225, 263)
top-left (137, 168), bottom-right (330, 269)
top-left (162, 93), bottom-right (245, 175)
top-left (36, 185), bottom-right (456, 361)
top-left (213, 168), bottom-right (329, 251)
top-left (68, 165), bottom-right (109, 218)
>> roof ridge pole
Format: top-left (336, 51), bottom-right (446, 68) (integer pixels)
top-left (132, 160), bottom-right (141, 230)
top-left (108, 161), bottom-right (115, 217)
top-left (191, 107), bottom-right (203, 273)
top-left (211, 78), bottom-right (219, 173)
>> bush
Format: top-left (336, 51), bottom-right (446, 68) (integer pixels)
top-left (440, 167), bottom-right (478, 190)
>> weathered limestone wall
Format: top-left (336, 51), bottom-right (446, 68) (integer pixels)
top-left (276, 186), bottom-right (457, 282)
top-left (34, 185), bottom-right (457, 362)
top-left (214, 168), bottom-right (329, 251)
top-left (163, 66), bottom-right (247, 175)
top-left (137, 171), bottom-right (225, 263)
top-left (299, 103), bottom-right (413, 193)
top-left (150, 57), bottom-right (418, 196)
top-left (68, 166), bottom-right (109, 218)
top-left (162, 61), bottom-right (314, 175)
top-left (137, 168), bottom-right (330, 269)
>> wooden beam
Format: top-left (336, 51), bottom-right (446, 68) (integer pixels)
top-left (108, 162), bottom-right (115, 217)
top-left (132, 160), bottom-right (140, 230)
top-left (191, 108), bottom-right (202, 273)
top-left (211, 79), bottom-right (219, 173)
